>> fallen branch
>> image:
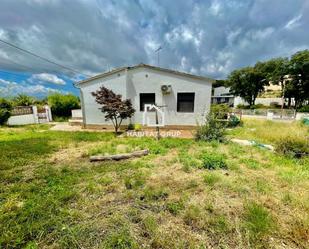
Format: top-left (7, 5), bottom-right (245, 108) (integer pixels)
top-left (90, 149), bottom-right (149, 162)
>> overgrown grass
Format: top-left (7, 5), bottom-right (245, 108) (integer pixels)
top-left (228, 118), bottom-right (308, 144)
top-left (0, 122), bottom-right (308, 248)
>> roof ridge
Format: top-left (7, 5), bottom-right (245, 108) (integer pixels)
top-left (76, 63), bottom-right (215, 86)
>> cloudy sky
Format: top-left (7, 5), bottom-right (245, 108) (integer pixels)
top-left (0, 0), bottom-right (308, 97)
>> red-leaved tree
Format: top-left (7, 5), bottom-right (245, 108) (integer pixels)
top-left (92, 86), bottom-right (135, 133)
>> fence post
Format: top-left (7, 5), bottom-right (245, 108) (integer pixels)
top-left (32, 106), bottom-right (39, 124)
top-left (44, 105), bottom-right (52, 122)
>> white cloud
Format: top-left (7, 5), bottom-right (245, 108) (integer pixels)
top-left (0, 78), bottom-right (64, 96)
top-left (209, 0), bottom-right (222, 16)
top-left (31, 73), bottom-right (66, 85)
top-left (284, 14), bottom-right (302, 29)
top-left (0, 0), bottom-right (308, 81)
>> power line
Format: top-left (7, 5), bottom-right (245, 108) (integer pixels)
top-left (1, 56), bottom-right (35, 71)
top-left (0, 38), bottom-right (91, 77)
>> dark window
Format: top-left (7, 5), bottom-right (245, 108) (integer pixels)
top-left (140, 93), bottom-right (155, 111)
top-left (177, 93), bottom-right (195, 112)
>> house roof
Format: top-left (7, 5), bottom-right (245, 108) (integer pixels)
top-left (75, 63), bottom-right (215, 86)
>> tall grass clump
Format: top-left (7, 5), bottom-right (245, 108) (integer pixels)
top-left (200, 152), bottom-right (227, 170)
top-left (275, 136), bottom-right (309, 158)
top-left (243, 202), bottom-right (274, 241)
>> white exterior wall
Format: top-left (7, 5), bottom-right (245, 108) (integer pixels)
top-left (234, 97), bottom-right (284, 107)
top-left (71, 109), bottom-right (83, 119)
top-left (81, 73), bottom-right (127, 125)
top-left (7, 114), bottom-right (37, 125)
top-left (80, 67), bottom-right (212, 126)
top-left (213, 86), bottom-right (231, 96)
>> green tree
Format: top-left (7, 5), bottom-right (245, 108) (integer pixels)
top-left (227, 67), bottom-right (267, 106)
top-left (286, 50), bottom-right (309, 108)
top-left (255, 58), bottom-right (290, 95)
top-left (12, 94), bottom-right (35, 106)
top-left (47, 93), bottom-right (80, 117)
top-left (0, 98), bottom-right (12, 125)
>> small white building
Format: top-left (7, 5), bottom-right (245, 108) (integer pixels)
top-left (211, 86), bottom-right (234, 106)
top-left (76, 64), bottom-right (214, 129)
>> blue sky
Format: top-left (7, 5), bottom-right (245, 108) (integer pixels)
top-left (0, 0), bottom-right (308, 98)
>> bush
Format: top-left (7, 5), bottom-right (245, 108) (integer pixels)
top-left (195, 112), bottom-right (225, 142)
top-left (275, 136), bottom-right (309, 158)
top-left (227, 114), bottom-right (243, 127)
top-left (127, 123), bottom-right (142, 131)
top-left (201, 153), bottom-right (227, 170)
top-left (301, 117), bottom-right (309, 126)
top-left (211, 104), bottom-right (230, 119)
top-left (298, 105), bottom-right (309, 113)
top-left (237, 104), bottom-right (267, 109)
top-left (0, 98), bottom-right (12, 125)
top-left (269, 102), bottom-right (281, 108)
top-left (47, 93), bottom-right (80, 117)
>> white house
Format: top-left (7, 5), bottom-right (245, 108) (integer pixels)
top-left (211, 86), bottom-right (234, 106)
top-left (76, 64), bottom-right (214, 129)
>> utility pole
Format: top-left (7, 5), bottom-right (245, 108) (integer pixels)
top-left (155, 46), bottom-right (162, 66)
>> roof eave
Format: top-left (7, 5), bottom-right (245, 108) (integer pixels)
top-left (75, 64), bottom-right (216, 86)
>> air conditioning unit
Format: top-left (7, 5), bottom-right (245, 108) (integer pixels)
top-left (161, 85), bottom-right (172, 95)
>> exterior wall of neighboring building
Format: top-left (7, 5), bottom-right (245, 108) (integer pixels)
top-left (212, 86), bottom-right (234, 106)
top-left (211, 86), bottom-right (291, 107)
top-left (79, 67), bottom-right (212, 127)
top-left (234, 96), bottom-right (285, 107)
top-left (213, 86), bottom-right (231, 96)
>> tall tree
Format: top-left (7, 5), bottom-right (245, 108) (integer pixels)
top-left (92, 86), bottom-right (135, 133)
top-left (227, 67), bottom-right (267, 106)
top-left (286, 50), bottom-right (309, 108)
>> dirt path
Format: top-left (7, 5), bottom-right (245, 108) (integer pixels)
top-left (50, 123), bottom-right (194, 138)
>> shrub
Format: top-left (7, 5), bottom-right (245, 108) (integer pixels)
top-left (195, 112), bottom-right (225, 142)
top-left (227, 114), bottom-right (243, 127)
top-left (47, 93), bottom-right (80, 117)
top-left (201, 153), bottom-right (227, 170)
top-left (0, 98), bottom-right (12, 125)
top-left (251, 104), bottom-right (267, 109)
top-left (127, 123), bottom-right (134, 130)
top-left (134, 124), bottom-right (142, 131)
top-left (298, 105), bottom-right (309, 113)
top-left (269, 102), bottom-right (281, 108)
top-left (275, 136), bottom-right (309, 158)
top-left (301, 117), bottom-right (309, 126)
top-left (211, 104), bottom-right (230, 119)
